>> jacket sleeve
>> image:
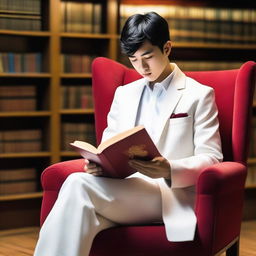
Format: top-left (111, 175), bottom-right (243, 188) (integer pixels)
top-left (169, 88), bottom-right (223, 188)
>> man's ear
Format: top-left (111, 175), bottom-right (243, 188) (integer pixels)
top-left (163, 41), bottom-right (172, 56)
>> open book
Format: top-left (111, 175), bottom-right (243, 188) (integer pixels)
top-left (70, 125), bottom-right (161, 178)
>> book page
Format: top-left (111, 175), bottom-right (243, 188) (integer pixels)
top-left (70, 140), bottom-right (99, 154)
top-left (97, 125), bottom-right (145, 152)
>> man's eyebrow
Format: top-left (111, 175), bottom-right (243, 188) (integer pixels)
top-left (129, 49), bottom-right (154, 58)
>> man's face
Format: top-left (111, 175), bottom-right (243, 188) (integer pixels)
top-left (128, 40), bottom-right (171, 84)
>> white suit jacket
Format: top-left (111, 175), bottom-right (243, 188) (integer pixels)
top-left (101, 63), bottom-right (223, 242)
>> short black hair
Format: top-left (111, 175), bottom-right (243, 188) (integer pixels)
top-left (120, 12), bottom-right (170, 56)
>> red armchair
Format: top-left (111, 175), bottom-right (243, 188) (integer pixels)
top-left (40, 58), bottom-right (255, 256)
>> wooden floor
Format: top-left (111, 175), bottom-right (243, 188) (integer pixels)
top-left (0, 221), bottom-right (255, 256)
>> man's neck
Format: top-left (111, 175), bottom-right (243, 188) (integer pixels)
top-left (149, 64), bottom-right (173, 89)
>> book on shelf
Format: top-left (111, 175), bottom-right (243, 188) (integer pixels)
top-left (62, 122), bottom-right (96, 151)
top-left (61, 85), bottom-right (93, 109)
top-left (0, 0), bottom-right (42, 31)
top-left (120, 4), bottom-right (256, 44)
top-left (61, 54), bottom-right (95, 73)
top-left (0, 129), bottom-right (42, 153)
top-left (0, 0), bottom-right (41, 14)
top-left (253, 85), bottom-right (256, 102)
top-left (70, 125), bottom-right (161, 179)
top-left (246, 164), bottom-right (256, 187)
top-left (61, 1), bottom-right (103, 33)
top-left (81, 87), bottom-right (94, 109)
top-left (0, 85), bottom-right (37, 111)
top-left (93, 3), bottom-right (102, 34)
top-left (0, 53), bottom-right (42, 73)
top-left (175, 61), bottom-right (243, 71)
top-left (0, 168), bottom-right (37, 195)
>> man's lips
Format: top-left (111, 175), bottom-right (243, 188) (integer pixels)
top-left (143, 73), bottom-right (151, 76)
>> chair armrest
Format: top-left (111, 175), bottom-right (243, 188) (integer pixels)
top-left (41, 159), bottom-right (85, 191)
top-left (196, 161), bottom-right (247, 195)
top-left (195, 161), bottom-right (247, 254)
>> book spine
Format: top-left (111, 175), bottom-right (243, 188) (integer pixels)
top-left (0, 167), bottom-right (37, 195)
top-left (120, 4), bottom-right (255, 45)
top-left (0, 0), bottom-right (42, 31)
top-left (0, 181), bottom-right (37, 195)
top-left (8, 53), bottom-right (15, 73)
top-left (2, 129), bottom-right (42, 153)
top-left (0, 85), bottom-right (36, 111)
top-left (93, 3), bottom-right (102, 33)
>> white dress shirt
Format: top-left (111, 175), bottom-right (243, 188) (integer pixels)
top-left (135, 71), bottom-right (174, 143)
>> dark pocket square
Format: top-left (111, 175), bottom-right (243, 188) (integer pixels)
top-left (170, 113), bottom-right (188, 118)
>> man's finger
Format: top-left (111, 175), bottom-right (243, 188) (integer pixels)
top-left (129, 159), bottom-right (151, 167)
top-left (87, 163), bottom-right (97, 169)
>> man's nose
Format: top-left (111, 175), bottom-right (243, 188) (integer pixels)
top-left (140, 59), bottom-right (148, 70)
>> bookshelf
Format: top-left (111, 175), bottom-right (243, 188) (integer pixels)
top-left (0, 0), bottom-right (255, 229)
top-left (117, 0), bottom-right (256, 191)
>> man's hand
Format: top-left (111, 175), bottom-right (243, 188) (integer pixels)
top-left (84, 159), bottom-right (103, 176)
top-left (128, 156), bottom-right (171, 179)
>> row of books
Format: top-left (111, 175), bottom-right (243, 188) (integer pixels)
top-left (0, 85), bottom-right (37, 111)
top-left (0, 168), bottom-right (37, 195)
top-left (61, 86), bottom-right (93, 109)
top-left (0, 129), bottom-right (42, 153)
top-left (0, 0), bottom-right (41, 14)
top-left (0, 53), bottom-right (42, 73)
top-left (61, 2), bottom-right (102, 33)
top-left (246, 165), bottom-right (256, 187)
top-left (0, 0), bottom-right (42, 31)
top-left (119, 55), bottom-right (244, 71)
top-left (120, 5), bottom-right (256, 44)
top-left (0, 16), bottom-right (41, 31)
top-left (62, 122), bottom-right (96, 151)
top-left (175, 61), bottom-right (243, 71)
top-left (61, 54), bottom-right (95, 73)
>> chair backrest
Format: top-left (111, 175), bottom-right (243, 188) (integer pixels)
top-left (92, 57), bottom-right (255, 164)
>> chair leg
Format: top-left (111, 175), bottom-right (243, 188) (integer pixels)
top-left (226, 239), bottom-right (239, 256)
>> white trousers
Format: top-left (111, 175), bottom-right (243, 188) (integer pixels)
top-left (34, 172), bottom-right (162, 256)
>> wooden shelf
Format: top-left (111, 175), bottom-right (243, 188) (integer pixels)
top-left (60, 109), bottom-right (94, 115)
top-left (0, 73), bottom-right (51, 78)
top-left (245, 184), bottom-right (256, 189)
top-left (0, 29), bottom-right (51, 37)
top-left (248, 158), bottom-right (256, 165)
top-left (60, 73), bottom-right (92, 78)
top-left (172, 42), bottom-right (256, 50)
top-left (61, 32), bottom-right (118, 39)
top-left (0, 152), bottom-right (51, 158)
top-left (0, 111), bottom-right (51, 117)
top-left (0, 192), bottom-right (43, 202)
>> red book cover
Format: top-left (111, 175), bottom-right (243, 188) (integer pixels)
top-left (70, 125), bottom-right (161, 178)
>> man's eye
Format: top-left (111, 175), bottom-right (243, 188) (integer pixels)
top-left (130, 59), bottom-right (137, 63)
top-left (145, 56), bottom-right (153, 59)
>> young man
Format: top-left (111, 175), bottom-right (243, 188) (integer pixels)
top-left (34, 12), bottom-right (223, 256)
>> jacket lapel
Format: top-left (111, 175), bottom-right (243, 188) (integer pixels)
top-left (119, 64), bottom-right (186, 141)
top-left (154, 64), bottom-right (186, 143)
